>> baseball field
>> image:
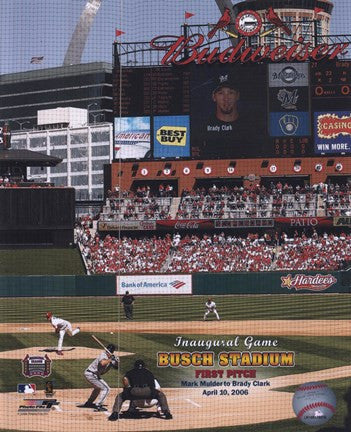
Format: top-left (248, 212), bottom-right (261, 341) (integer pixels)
top-left (0, 294), bottom-right (350, 432)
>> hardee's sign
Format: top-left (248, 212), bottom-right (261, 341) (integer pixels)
top-left (150, 7), bottom-right (349, 65)
top-left (281, 274), bottom-right (337, 291)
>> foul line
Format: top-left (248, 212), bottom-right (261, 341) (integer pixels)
top-left (186, 398), bottom-right (201, 408)
top-left (53, 405), bottom-right (63, 412)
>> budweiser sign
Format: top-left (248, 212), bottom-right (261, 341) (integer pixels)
top-left (281, 274), bottom-right (337, 292)
top-left (150, 35), bottom-right (348, 65)
top-left (150, 7), bottom-right (349, 65)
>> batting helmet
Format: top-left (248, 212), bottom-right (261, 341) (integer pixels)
top-left (106, 344), bottom-right (116, 354)
top-left (46, 312), bottom-right (53, 320)
top-left (134, 359), bottom-right (145, 369)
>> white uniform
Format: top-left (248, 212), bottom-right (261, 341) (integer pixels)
top-left (51, 316), bottom-right (80, 351)
top-left (84, 352), bottom-right (114, 406)
top-left (204, 301), bottom-right (220, 320)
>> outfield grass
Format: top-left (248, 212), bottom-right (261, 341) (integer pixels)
top-left (0, 249), bottom-right (85, 275)
top-left (0, 294), bottom-right (349, 322)
top-left (0, 332), bottom-right (350, 392)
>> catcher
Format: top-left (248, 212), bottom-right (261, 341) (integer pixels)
top-left (203, 298), bottom-right (220, 320)
top-left (82, 343), bottom-right (119, 412)
top-left (108, 359), bottom-right (172, 421)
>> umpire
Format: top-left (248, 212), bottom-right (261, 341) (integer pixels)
top-left (121, 291), bottom-right (135, 319)
top-left (108, 359), bottom-right (172, 421)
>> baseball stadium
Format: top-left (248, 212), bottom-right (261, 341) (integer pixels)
top-left (0, 1), bottom-right (351, 431)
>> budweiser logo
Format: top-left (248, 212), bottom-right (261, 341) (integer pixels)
top-left (317, 113), bottom-right (351, 139)
top-left (281, 274), bottom-right (337, 291)
top-left (150, 34), bottom-right (349, 65)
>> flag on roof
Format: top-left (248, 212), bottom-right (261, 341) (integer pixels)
top-left (30, 56), bottom-right (44, 64)
top-left (185, 11), bottom-right (195, 20)
top-left (115, 29), bottom-right (125, 37)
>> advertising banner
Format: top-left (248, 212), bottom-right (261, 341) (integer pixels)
top-left (156, 219), bottom-right (214, 230)
top-left (114, 117), bottom-right (151, 159)
top-left (215, 219), bottom-right (274, 229)
top-left (333, 216), bottom-right (351, 226)
top-left (116, 275), bottom-right (192, 295)
top-left (98, 220), bottom-right (156, 231)
top-left (275, 217), bottom-right (333, 227)
top-left (314, 111), bottom-right (351, 154)
top-left (153, 115), bottom-right (190, 157)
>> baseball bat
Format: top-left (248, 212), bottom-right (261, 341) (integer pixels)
top-left (91, 334), bottom-right (113, 356)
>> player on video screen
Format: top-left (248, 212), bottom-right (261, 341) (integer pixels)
top-left (197, 73), bottom-right (259, 158)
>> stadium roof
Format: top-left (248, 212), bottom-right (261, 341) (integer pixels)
top-left (0, 149), bottom-right (62, 167)
top-left (0, 62), bottom-right (112, 84)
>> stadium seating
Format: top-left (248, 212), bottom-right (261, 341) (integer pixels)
top-left (77, 222), bottom-right (351, 274)
top-left (76, 182), bottom-right (351, 274)
top-left (98, 183), bottom-right (351, 222)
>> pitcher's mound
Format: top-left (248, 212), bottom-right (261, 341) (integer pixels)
top-left (0, 347), bottom-right (134, 360)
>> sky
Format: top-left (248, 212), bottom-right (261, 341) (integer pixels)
top-left (0, 0), bottom-right (350, 75)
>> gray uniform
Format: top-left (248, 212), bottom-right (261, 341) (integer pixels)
top-left (84, 352), bottom-right (114, 406)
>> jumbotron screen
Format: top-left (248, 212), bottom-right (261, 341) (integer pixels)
top-left (112, 60), bottom-right (351, 160)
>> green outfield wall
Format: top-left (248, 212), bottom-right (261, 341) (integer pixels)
top-left (0, 272), bottom-right (349, 297)
top-left (192, 271), bottom-right (350, 295)
top-left (0, 275), bottom-right (115, 297)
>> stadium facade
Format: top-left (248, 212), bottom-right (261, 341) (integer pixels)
top-left (11, 122), bottom-right (113, 201)
top-left (0, 62), bottom-right (113, 131)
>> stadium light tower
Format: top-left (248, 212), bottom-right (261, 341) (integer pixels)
top-left (63, 0), bottom-right (102, 66)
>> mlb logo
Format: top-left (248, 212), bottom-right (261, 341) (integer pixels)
top-left (17, 384), bottom-right (36, 394)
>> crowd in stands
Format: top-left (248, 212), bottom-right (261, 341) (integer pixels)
top-left (177, 183), bottom-right (321, 219)
top-left (0, 176), bottom-right (54, 188)
top-left (168, 233), bottom-right (274, 273)
top-left (78, 229), bottom-right (172, 273)
top-left (323, 183), bottom-right (351, 216)
top-left (276, 230), bottom-right (351, 270)
top-left (76, 181), bottom-right (351, 274)
top-left (100, 182), bottom-right (351, 221)
top-left (101, 186), bottom-right (175, 221)
top-left (76, 222), bottom-right (351, 274)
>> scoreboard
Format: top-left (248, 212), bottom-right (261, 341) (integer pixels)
top-left (113, 68), bottom-right (190, 116)
top-left (311, 61), bottom-right (350, 99)
top-left (112, 60), bottom-right (351, 160)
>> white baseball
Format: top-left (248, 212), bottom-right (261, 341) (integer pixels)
top-left (292, 381), bottom-right (336, 426)
top-left (110, 332), bottom-right (114, 334)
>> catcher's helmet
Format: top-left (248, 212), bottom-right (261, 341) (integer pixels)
top-left (134, 359), bottom-right (145, 369)
top-left (106, 344), bottom-right (115, 354)
top-left (46, 312), bottom-right (53, 320)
